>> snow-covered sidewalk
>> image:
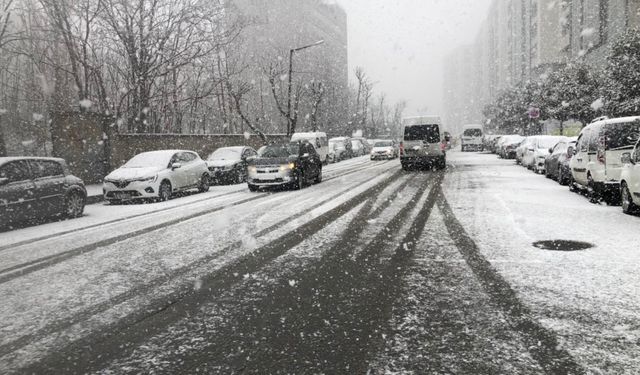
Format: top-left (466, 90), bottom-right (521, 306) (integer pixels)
top-left (443, 151), bottom-right (640, 373)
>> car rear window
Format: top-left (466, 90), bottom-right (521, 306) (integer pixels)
top-left (31, 160), bottom-right (64, 178)
top-left (404, 125), bottom-right (440, 142)
top-left (605, 121), bottom-right (640, 150)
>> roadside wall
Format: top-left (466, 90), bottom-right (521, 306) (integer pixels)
top-left (50, 112), bottom-right (287, 183)
top-left (109, 133), bottom-right (288, 168)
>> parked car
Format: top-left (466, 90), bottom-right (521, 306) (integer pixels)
top-left (498, 135), bottom-right (525, 159)
top-left (571, 116), bottom-right (640, 204)
top-left (515, 137), bottom-right (530, 164)
top-left (291, 132), bottom-right (328, 164)
top-left (103, 150), bottom-right (210, 203)
top-left (350, 138), bottom-right (366, 156)
top-left (544, 138), bottom-right (577, 184)
top-left (400, 116), bottom-right (447, 170)
top-left (247, 141), bottom-right (322, 191)
top-left (370, 140), bottom-right (398, 160)
top-left (328, 137), bottom-right (352, 162)
top-left (620, 139), bottom-right (640, 214)
top-left (461, 124), bottom-right (484, 152)
top-left (206, 146), bottom-right (257, 185)
top-left (522, 136), bottom-right (566, 173)
top-left (0, 157), bottom-right (86, 224)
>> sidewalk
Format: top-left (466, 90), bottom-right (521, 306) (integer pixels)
top-left (86, 184), bottom-right (104, 205)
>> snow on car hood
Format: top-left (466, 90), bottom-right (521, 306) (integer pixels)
top-left (106, 166), bottom-right (164, 181)
top-left (206, 159), bottom-right (238, 168)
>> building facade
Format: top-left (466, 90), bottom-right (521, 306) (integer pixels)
top-left (443, 0), bottom-right (640, 133)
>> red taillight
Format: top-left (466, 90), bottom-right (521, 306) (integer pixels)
top-left (400, 142), bottom-right (404, 156)
top-left (597, 136), bottom-right (606, 164)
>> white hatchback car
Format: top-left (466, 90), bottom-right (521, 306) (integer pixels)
top-left (620, 139), bottom-right (640, 214)
top-left (103, 150), bottom-right (210, 203)
top-left (522, 136), bottom-right (566, 173)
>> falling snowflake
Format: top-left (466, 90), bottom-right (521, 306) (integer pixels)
top-left (32, 113), bottom-right (44, 121)
top-left (79, 99), bottom-right (93, 109)
top-left (591, 98), bottom-right (605, 111)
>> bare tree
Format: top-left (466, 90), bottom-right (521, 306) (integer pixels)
top-left (266, 62), bottom-right (304, 136)
top-left (226, 79), bottom-right (267, 144)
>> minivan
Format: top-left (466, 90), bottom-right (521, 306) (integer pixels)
top-left (570, 116), bottom-right (640, 204)
top-left (400, 116), bottom-right (447, 170)
top-left (461, 124), bottom-right (484, 152)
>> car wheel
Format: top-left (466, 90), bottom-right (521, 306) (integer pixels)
top-left (621, 183), bottom-right (638, 214)
top-left (159, 181), bottom-right (172, 201)
top-left (198, 174), bottom-right (210, 193)
top-left (248, 183), bottom-right (259, 192)
top-left (315, 167), bottom-right (323, 184)
top-left (65, 191), bottom-right (85, 218)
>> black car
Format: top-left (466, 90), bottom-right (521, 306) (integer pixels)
top-left (0, 157), bottom-right (87, 225)
top-left (205, 146), bottom-right (257, 185)
top-left (247, 141), bottom-right (323, 191)
top-left (544, 139), bottom-right (577, 185)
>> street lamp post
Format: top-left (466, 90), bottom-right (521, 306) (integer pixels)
top-left (286, 40), bottom-right (324, 136)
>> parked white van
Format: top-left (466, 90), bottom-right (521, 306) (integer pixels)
top-left (400, 116), bottom-right (448, 170)
top-left (461, 124), bottom-right (484, 152)
top-left (291, 132), bottom-right (328, 164)
top-left (570, 116), bottom-right (640, 204)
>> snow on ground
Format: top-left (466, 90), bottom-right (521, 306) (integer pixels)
top-left (369, 206), bottom-right (542, 374)
top-left (0, 157), bottom-right (396, 372)
top-left (443, 151), bottom-right (640, 373)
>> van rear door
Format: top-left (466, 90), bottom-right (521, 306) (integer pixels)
top-left (403, 124), bottom-right (442, 157)
top-left (604, 120), bottom-right (640, 181)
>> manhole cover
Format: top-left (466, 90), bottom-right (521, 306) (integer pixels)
top-left (532, 240), bottom-right (594, 251)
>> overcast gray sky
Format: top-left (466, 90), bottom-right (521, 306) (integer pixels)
top-left (335, 0), bottom-right (493, 116)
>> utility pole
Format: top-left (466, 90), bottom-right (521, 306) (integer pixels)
top-left (286, 40), bottom-right (324, 136)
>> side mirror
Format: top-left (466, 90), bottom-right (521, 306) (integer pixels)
top-left (445, 135), bottom-right (451, 142)
top-left (171, 162), bottom-right (182, 170)
top-left (549, 147), bottom-right (554, 154)
top-left (246, 155), bottom-right (256, 162)
top-left (622, 152), bottom-right (634, 165)
top-left (0, 177), bottom-right (8, 186)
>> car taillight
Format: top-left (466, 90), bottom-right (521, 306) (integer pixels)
top-left (598, 136), bottom-right (606, 164)
top-left (400, 142), bottom-right (404, 155)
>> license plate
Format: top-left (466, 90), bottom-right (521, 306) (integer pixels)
top-left (113, 192), bottom-right (130, 199)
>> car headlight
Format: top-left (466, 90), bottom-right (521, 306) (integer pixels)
top-left (248, 166), bottom-right (257, 173)
top-left (280, 162), bottom-right (295, 171)
top-left (137, 175), bottom-right (157, 182)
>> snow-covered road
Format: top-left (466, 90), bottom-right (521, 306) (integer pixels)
top-left (1, 151), bottom-right (639, 374)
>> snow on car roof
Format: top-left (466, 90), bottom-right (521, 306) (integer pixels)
top-left (0, 156), bottom-right (65, 166)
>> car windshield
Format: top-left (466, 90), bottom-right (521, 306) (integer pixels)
top-left (208, 148), bottom-right (242, 161)
top-left (260, 144), bottom-right (299, 158)
top-left (374, 141), bottom-right (393, 147)
top-left (537, 138), bottom-right (563, 149)
top-left (463, 128), bottom-right (482, 137)
top-left (5, 2), bottom-right (640, 374)
top-left (123, 152), bottom-right (172, 168)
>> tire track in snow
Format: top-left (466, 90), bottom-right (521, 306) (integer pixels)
top-left (436, 189), bottom-right (585, 375)
top-left (0, 160), bottom-right (393, 285)
top-left (16, 168), bottom-right (403, 374)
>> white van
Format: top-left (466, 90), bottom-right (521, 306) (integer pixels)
top-left (291, 132), bottom-right (328, 164)
top-left (461, 124), bottom-right (484, 152)
top-left (570, 116), bottom-right (640, 204)
top-left (400, 116), bottom-right (447, 170)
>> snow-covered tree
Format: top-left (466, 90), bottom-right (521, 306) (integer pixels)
top-left (604, 28), bottom-right (640, 116)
